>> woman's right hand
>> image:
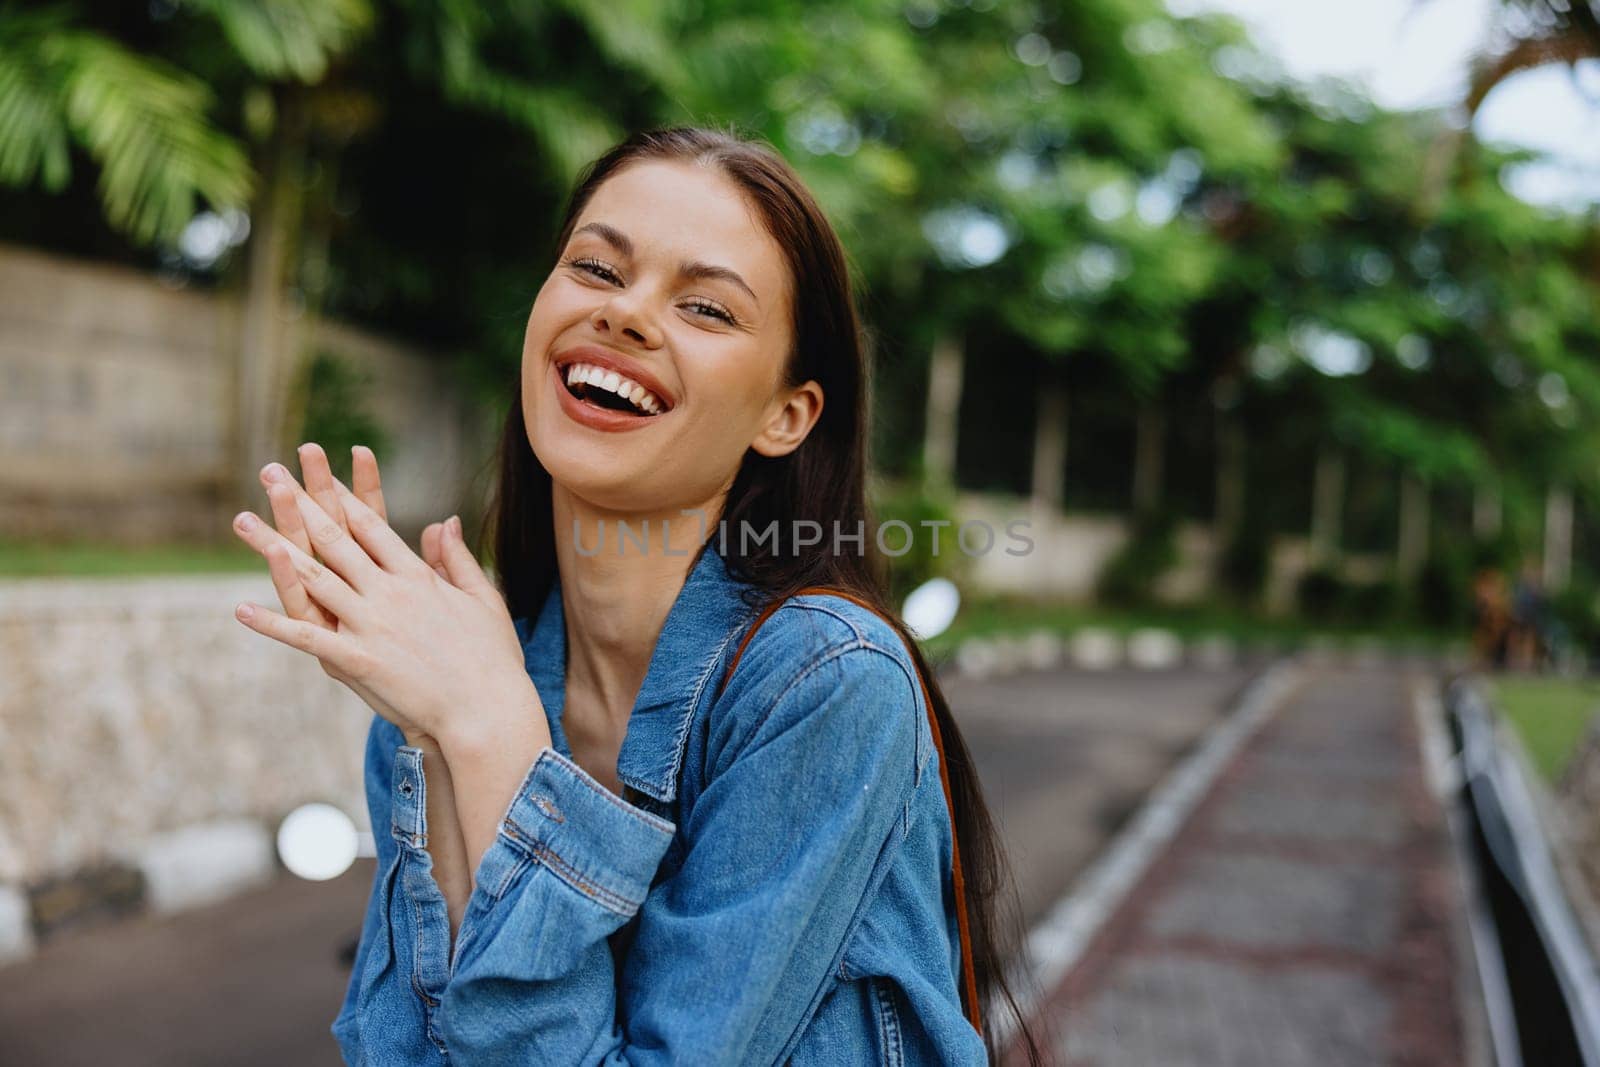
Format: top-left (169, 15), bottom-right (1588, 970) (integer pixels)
top-left (246, 442), bottom-right (458, 744)
top-left (254, 444), bottom-right (475, 935)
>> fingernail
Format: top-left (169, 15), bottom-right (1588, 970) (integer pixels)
top-left (234, 512), bottom-right (257, 531)
top-left (235, 603), bottom-right (254, 621)
top-left (263, 463), bottom-right (288, 483)
top-left (449, 515), bottom-right (462, 537)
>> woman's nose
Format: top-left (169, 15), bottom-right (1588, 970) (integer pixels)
top-left (590, 290), bottom-right (663, 347)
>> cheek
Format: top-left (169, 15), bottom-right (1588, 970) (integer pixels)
top-left (525, 276), bottom-right (592, 341)
top-left (691, 353), bottom-right (784, 438)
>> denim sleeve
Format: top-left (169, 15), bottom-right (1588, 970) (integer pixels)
top-left (438, 643), bottom-right (921, 1065)
top-left (331, 716), bottom-right (448, 1065)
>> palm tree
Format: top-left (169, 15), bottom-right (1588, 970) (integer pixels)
top-left (0, 5), bottom-right (254, 246)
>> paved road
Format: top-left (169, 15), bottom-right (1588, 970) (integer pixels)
top-left (0, 663), bottom-right (1256, 1067)
top-left (945, 664), bottom-right (1258, 926)
top-left (1020, 664), bottom-right (1469, 1067)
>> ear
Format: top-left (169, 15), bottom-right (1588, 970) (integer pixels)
top-left (750, 379), bottom-right (824, 459)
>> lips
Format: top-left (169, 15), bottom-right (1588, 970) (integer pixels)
top-left (551, 344), bottom-right (677, 412)
top-left (550, 360), bottom-right (663, 433)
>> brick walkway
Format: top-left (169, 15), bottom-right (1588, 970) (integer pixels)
top-left (1016, 664), bottom-right (1471, 1067)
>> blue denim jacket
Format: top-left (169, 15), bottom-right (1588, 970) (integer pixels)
top-left (330, 541), bottom-right (986, 1065)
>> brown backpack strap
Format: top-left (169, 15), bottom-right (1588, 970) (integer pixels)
top-left (715, 586), bottom-right (984, 1038)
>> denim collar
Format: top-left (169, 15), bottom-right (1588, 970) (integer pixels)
top-left (515, 541), bottom-right (759, 805)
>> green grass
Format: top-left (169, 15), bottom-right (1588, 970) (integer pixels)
top-left (0, 539), bottom-right (262, 578)
top-left (1492, 676), bottom-right (1600, 785)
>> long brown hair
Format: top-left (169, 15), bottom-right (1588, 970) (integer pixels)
top-left (483, 124), bottom-right (1042, 1063)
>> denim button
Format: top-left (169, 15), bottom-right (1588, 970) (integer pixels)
top-left (531, 793), bottom-right (564, 822)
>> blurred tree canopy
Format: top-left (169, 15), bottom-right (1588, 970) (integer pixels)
top-left (1, 0), bottom-right (1596, 607)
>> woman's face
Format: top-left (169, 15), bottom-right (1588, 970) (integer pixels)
top-left (522, 159), bottom-right (821, 516)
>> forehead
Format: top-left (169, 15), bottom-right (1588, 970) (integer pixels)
top-left (572, 160), bottom-right (788, 300)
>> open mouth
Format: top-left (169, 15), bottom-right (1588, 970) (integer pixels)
top-left (557, 361), bottom-right (669, 417)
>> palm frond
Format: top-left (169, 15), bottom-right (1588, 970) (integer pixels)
top-left (0, 7), bottom-right (75, 190)
top-left (551, 0), bottom-right (682, 90)
top-left (182, 0), bottom-right (373, 83)
top-left (427, 8), bottom-right (622, 183)
top-left (0, 6), bottom-right (254, 245)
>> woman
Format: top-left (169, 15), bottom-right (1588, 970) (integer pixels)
top-left (231, 126), bottom-right (1039, 1064)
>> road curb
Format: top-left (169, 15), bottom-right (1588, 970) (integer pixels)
top-left (0, 815), bottom-right (292, 966)
top-left (0, 884), bottom-right (34, 964)
top-left (137, 819), bottom-right (277, 915)
top-left (949, 627), bottom-right (1466, 682)
top-left (991, 656), bottom-right (1304, 1046)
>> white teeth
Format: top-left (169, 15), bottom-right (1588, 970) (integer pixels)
top-left (561, 361), bottom-right (665, 415)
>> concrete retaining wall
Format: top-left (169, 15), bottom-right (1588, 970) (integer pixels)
top-left (0, 242), bottom-right (487, 542)
top-left (0, 574), bottom-right (373, 955)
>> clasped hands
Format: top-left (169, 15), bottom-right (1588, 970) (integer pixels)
top-left (230, 442), bottom-right (549, 758)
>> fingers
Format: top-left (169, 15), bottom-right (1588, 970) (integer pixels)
top-left (234, 599), bottom-right (358, 673)
top-left (264, 540), bottom-right (334, 628)
top-left (437, 514), bottom-right (495, 598)
top-left (329, 476), bottom-right (424, 575)
top-left (352, 445), bottom-right (387, 523)
top-left (232, 510), bottom-right (361, 620)
top-left (251, 468), bottom-right (331, 626)
top-left (297, 443), bottom-right (347, 532)
top-left (262, 470), bottom-right (313, 559)
top-left (421, 522), bottom-right (449, 579)
top-left (284, 478), bottom-right (384, 591)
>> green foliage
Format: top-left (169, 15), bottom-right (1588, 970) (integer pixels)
top-left (1414, 539), bottom-right (1475, 627)
top-left (1297, 566), bottom-right (1347, 623)
top-left (870, 478), bottom-right (963, 606)
top-left (1346, 575), bottom-right (1403, 623)
top-left (4, 0), bottom-right (1599, 601)
top-left (181, 0), bottom-right (372, 82)
top-left (1551, 579), bottom-right (1600, 662)
top-left (1216, 520), bottom-right (1272, 607)
top-left (292, 349), bottom-right (388, 483)
top-left (1097, 508), bottom-right (1179, 608)
top-left (0, 5), bottom-right (254, 245)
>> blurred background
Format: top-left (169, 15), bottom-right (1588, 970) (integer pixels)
top-left (2, 0), bottom-right (1599, 1064)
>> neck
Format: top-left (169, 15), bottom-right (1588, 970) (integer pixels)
top-left (550, 483), bottom-right (724, 737)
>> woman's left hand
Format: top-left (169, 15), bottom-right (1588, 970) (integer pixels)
top-left (230, 456), bottom-right (550, 754)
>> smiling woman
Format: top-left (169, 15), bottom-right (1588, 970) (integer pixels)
top-left (230, 125), bottom-right (1040, 1066)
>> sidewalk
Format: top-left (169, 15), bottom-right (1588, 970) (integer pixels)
top-left (1019, 664), bottom-right (1475, 1067)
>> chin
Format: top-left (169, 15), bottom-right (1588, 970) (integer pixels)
top-left (533, 439), bottom-right (663, 512)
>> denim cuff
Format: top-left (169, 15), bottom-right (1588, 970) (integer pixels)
top-left (390, 745), bottom-right (429, 849)
top-left (478, 748), bottom-right (676, 918)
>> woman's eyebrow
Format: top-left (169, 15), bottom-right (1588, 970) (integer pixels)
top-left (573, 221), bottom-right (761, 308)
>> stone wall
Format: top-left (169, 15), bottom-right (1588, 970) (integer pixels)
top-left (0, 242), bottom-right (488, 542)
top-left (0, 573), bottom-right (375, 954)
top-left (956, 491), bottom-right (1367, 612)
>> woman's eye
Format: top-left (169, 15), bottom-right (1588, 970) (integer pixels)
top-left (565, 257), bottom-right (733, 324)
top-left (567, 257), bottom-right (619, 284)
top-left (685, 300), bottom-right (734, 324)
